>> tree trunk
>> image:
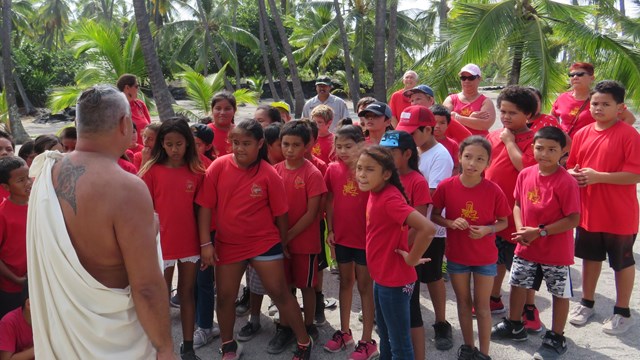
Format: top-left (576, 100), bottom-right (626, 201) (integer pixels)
top-left (438, 0), bottom-right (448, 41)
top-left (132, 0), bottom-right (176, 121)
top-left (373, 0), bottom-right (387, 101)
top-left (386, 0), bottom-right (398, 91)
top-left (258, 4), bottom-right (279, 101)
top-left (266, 0), bottom-right (305, 118)
top-left (0, 0), bottom-right (29, 142)
top-left (508, 41), bottom-right (524, 85)
top-left (619, 0), bottom-right (625, 16)
top-left (333, 0), bottom-right (359, 109)
top-left (259, 0), bottom-right (293, 107)
top-left (195, 0), bottom-right (234, 91)
top-left (232, 1), bottom-right (241, 89)
top-left (14, 74), bottom-right (35, 114)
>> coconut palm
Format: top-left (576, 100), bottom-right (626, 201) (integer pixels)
top-left (372, 0), bottom-right (386, 100)
top-left (35, 0), bottom-right (72, 49)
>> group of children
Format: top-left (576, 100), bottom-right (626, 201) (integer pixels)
top-left (0, 67), bottom-right (638, 360)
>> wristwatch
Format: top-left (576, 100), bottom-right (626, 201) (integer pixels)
top-left (538, 224), bottom-right (548, 237)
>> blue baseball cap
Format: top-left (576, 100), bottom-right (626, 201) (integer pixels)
top-left (403, 85), bottom-right (434, 98)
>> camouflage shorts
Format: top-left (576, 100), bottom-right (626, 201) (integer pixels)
top-left (509, 256), bottom-right (573, 299)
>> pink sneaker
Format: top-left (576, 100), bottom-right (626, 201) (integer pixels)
top-left (323, 330), bottom-right (354, 352)
top-left (349, 340), bottom-right (379, 360)
top-left (523, 305), bottom-right (543, 332)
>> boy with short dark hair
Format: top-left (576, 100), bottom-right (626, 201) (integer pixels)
top-left (59, 126), bottom-right (77, 153)
top-left (0, 156), bottom-right (32, 318)
top-left (491, 126), bottom-right (580, 359)
top-left (0, 278), bottom-right (33, 359)
top-left (430, 104), bottom-right (459, 171)
top-left (269, 121), bottom-right (327, 352)
top-left (567, 80), bottom-right (640, 335)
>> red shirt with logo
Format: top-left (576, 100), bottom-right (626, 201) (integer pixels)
top-left (514, 165), bottom-right (580, 265)
top-left (567, 121), bottom-right (640, 235)
top-left (449, 93), bottom-right (490, 136)
top-left (0, 200), bottom-right (27, 293)
top-left (324, 161), bottom-right (369, 249)
top-left (142, 164), bottom-right (203, 259)
top-left (0, 307), bottom-right (33, 354)
top-left (312, 135), bottom-right (334, 164)
top-left (275, 160), bottom-right (327, 254)
top-left (432, 176), bottom-right (511, 266)
top-left (366, 185), bottom-right (416, 287)
top-left (196, 155), bottom-right (289, 264)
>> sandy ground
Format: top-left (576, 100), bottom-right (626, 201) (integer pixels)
top-left (19, 97), bottom-right (640, 360)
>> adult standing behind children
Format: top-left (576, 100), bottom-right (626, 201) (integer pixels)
top-left (443, 64), bottom-right (496, 136)
top-left (117, 74), bottom-right (151, 145)
top-left (388, 70), bottom-right (419, 127)
top-left (27, 85), bottom-right (176, 359)
top-left (302, 76), bottom-right (350, 132)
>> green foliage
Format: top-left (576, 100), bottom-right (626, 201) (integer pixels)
top-left (0, 91), bottom-right (7, 127)
top-left (246, 75), bottom-right (265, 96)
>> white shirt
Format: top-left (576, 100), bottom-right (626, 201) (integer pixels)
top-left (420, 142), bottom-right (454, 238)
top-left (302, 94), bottom-right (350, 132)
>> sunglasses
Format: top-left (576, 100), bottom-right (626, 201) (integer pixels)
top-left (568, 72), bottom-right (588, 78)
top-left (460, 75), bottom-right (479, 81)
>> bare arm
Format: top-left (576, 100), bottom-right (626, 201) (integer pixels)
top-left (513, 213), bottom-right (580, 246)
top-left (513, 202), bottom-right (523, 230)
top-left (0, 347), bottom-right (34, 360)
top-left (324, 192), bottom-right (336, 246)
top-left (570, 165), bottom-right (640, 187)
top-left (197, 206), bottom-right (217, 268)
top-left (407, 204), bottom-right (428, 247)
top-left (453, 98), bottom-right (496, 131)
top-left (275, 214), bottom-right (289, 257)
top-left (400, 211), bottom-right (436, 266)
top-left (0, 260), bottom-right (25, 285)
top-left (500, 129), bottom-right (525, 171)
top-left (114, 181), bottom-right (174, 357)
top-left (621, 108), bottom-right (636, 125)
top-left (287, 196), bottom-right (322, 241)
top-left (442, 95), bottom-right (454, 110)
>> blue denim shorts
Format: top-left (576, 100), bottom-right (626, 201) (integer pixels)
top-left (447, 260), bottom-right (497, 277)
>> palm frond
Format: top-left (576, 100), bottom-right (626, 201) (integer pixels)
top-left (48, 86), bottom-right (83, 113)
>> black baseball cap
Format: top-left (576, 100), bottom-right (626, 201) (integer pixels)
top-left (191, 123), bottom-right (214, 144)
top-left (357, 101), bottom-right (392, 119)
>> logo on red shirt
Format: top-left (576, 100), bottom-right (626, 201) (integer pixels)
top-left (250, 183), bottom-right (263, 198)
top-left (461, 201), bottom-right (479, 221)
top-left (460, 107), bottom-right (473, 117)
top-left (312, 143), bottom-right (321, 156)
top-left (294, 176), bottom-right (305, 189)
top-left (527, 187), bottom-right (541, 204)
top-left (185, 180), bottom-right (195, 193)
top-left (343, 179), bottom-right (359, 197)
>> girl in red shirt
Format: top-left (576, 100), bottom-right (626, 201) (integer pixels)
top-left (133, 122), bottom-right (161, 170)
top-left (431, 136), bottom-right (510, 360)
top-left (356, 146), bottom-right (435, 360)
top-left (196, 120), bottom-right (312, 359)
top-left (207, 92), bottom-right (236, 157)
top-left (139, 117), bottom-right (206, 359)
top-left (323, 125), bottom-right (377, 357)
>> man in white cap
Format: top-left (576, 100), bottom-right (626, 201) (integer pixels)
top-left (302, 76), bottom-right (350, 132)
top-left (388, 70), bottom-right (419, 127)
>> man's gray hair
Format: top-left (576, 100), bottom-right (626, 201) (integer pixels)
top-left (404, 70), bottom-right (418, 80)
top-left (76, 85), bottom-right (131, 134)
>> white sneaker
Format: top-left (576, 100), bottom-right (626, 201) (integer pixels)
top-left (193, 325), bottom-right (220, 349)
top-left (602, 314), bottom-right (635, 335)
top-left (569, 304), bottom-right (595, 326)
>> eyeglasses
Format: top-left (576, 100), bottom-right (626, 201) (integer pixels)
top-left (379, 132), bottom-right (400, 147)
top-left (460, 75), bottom-right (479, 81)
top-left (568, 72), bottom-right (587, 78)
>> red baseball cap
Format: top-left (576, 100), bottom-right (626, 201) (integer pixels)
top-left (395, 105), bottom-right (435, 133)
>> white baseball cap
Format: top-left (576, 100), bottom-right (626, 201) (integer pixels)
top-left (459, 64), bottom-right (482, 77)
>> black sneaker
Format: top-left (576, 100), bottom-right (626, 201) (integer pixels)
top-left (306, 324), bottom-right (319, 342)
top-left (433, 321), bottom-right (454, 350)
top-left (237, 322), bottom-right (261, 342)
top-left (315, 293), bottom-right (327, 326)
top-left (472, 348), bottom-right (492, 360)
top-left (292, 338), bottom-right (314, 360)
top-left (267, 325), bottom-right (295, 354)
top-left (235, 286), bottom-right (250, 316)
top-left (220, 340), bottom-right (243, 360)
top-left (180, 343), bottom-right (201, 360)
top-left (491, 318), bottom-right (527, 342)
top-left (170, 293), bottom-right (180, 308)
top-left (457, 344), bottom-right (476, 360)
top-left (533, 331), bottom-right (568, 360)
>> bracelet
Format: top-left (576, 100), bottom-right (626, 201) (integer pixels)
top-left (200, 242), bottom-right (213, 248)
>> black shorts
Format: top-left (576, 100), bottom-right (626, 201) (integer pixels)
top-left (575, 227), bottom-right (636, 271)
top-left (318, 219), bottom-right (329, 270)
top-left (496, 236), bottom-right (516, 271)
top-left (0, 290), bottom-right (23, 319)
top-left (416, 237), bottom-right (445, 283)
top-left (409, 280), bottom-right (423, 328)
top-left (335, 244), bottom-right (367, 266)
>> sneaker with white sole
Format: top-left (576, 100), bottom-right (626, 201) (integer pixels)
top-left (193, 326), bottom-right (220, 349)
top-left (568, 304), bottom-right (595, 326)
top-left (602, 314), bottom-right (635, 335)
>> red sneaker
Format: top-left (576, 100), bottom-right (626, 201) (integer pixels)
top-left (472, 297), bottom-right (506, 316)
top-left (523, 305), bottom-right (543, 332)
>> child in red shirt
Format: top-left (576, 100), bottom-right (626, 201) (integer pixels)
top-left (0, 130), bottom-right (15, 201)
top-left (0, 157), bottom-right (32, 318)
top-left (255, 104), bottom-right (283, 128)
top-left (485, 86), bottom-right (537, 314)
top-left (191, 123), bottom-right (215, 168)
top-left (207, 92), bottom-right (235, 157)
top-left (139, 117), bottom-right (206, 359)
top-left (274, 121), bottom-right (327, 343)
top-left (310, 105), bottom-right (335, 164)
top-left (0, 279), bottom-right (33, 359)
top-left (356, 146), bottom-right (435, 360)
top-left (196, 119), bottom-right (312, 359)
top-left (265, 122), bottom-right (285, 164)
top-left (491, 126), bottom-right (580, 358)
top-left (133, 122), bottom-right (161, 170)
top-left (323, 125), bottom-right (377, 358)
top-left (431, 104), bottom-right (461, 172)
top-left (567, 81), bottom-right (640, 335)
top-left (432, 137), bottom-right (510, 360)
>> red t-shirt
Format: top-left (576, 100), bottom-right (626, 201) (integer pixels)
top-left (567, 121), bottom-right (640, 234)
top-left (445, 119), bottom-right (473, 144)
top-left (275, 160), bottom-right (327, 254)
top-left (432, 176), bottom-right (511, 266)
top-left (133, 151), bottom-right (144, 170)
top-left (437, 136), bottom-right (460, 169)
top-left (389, 89), bottom-right (412, 121)
top-left (0, 188), bottom-right (9, 202)
top-left (551, 92), bottom-right (594, 138)
top-left (308, 155), bottom-right (328, 176)
top-left (324, 161), bottom-right (369, 249)
top-left (196, 155), bottom-right (289, 264)
top-left (142, 164), bottom-right (203, 259)
top-left (207, 124), bottom-right (232, 157)
top-left (366, 185), bottom-right (416, 287)
top-left (400, 170), bottom-right (432, 208)
top-left (528, 113), bottom-right (561, 134)
top-left (0, 200), bottom-right (27, 293)
top-left (312, 135), bottom-right (335, 164)
top-left (199, 153), bottom-right (213, 169)
top-left (0, 307), bottom-right (33, 354)
top-left (514, 165), bottom-right (580, 265)
top-left (485, 129), bottom-right (536, 241)
top-left (130, 99), bottom-right (151, 145)
top-left (117, 157), bottom-right (137, 175)
top-left (450, 93), bottom-right (489, 136)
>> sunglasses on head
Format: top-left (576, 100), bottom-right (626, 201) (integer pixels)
top-left (568, 72), bottom-right (587, 78)
top-left (460, 75), bottom-right (479, 81)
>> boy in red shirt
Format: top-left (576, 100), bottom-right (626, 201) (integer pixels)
top-left (485, 86), bottom-right (537, 314)
top-left (491, 126), bottom-right (580, 358)
top-left (0, 157), bottom-right (32, 319)
top-left (567, 80), bottom-right (640, 335)
top-left (0, 279), bottom-right (33, 359)
top-left (274, 121), bottom-right (327, 346)
top-left (430, 104), bottom-right (460, 172)
top-left (311, 105), bottom-right (335, 164)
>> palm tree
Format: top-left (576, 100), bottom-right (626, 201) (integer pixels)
top-left (386, 0), bottom-right (398, 89)
top-left (35, 0), bottom-right (72, 49)
top-left (133, 0), bottom-right (176, 121)
top-left (257, 3), bottom-right (279, 101)
top-left (372, 0), bottom-right (386, 100)
top-left (0, 0), bottom-right (29, 143)
top-left (333, 0), bottom-right (359, 109)
top-left (259, 0), bottom-right (294, 106)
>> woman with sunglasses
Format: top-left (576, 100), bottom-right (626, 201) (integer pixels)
top-left (551, 62), bottom-right (635, 138)
top-left (443, 64), bottom-right (496, 137)
top-left (117, 74), bottom-right (151, 145)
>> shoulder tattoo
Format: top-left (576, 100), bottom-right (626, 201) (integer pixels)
top-left (54, 157), bottom-right (86, 214)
